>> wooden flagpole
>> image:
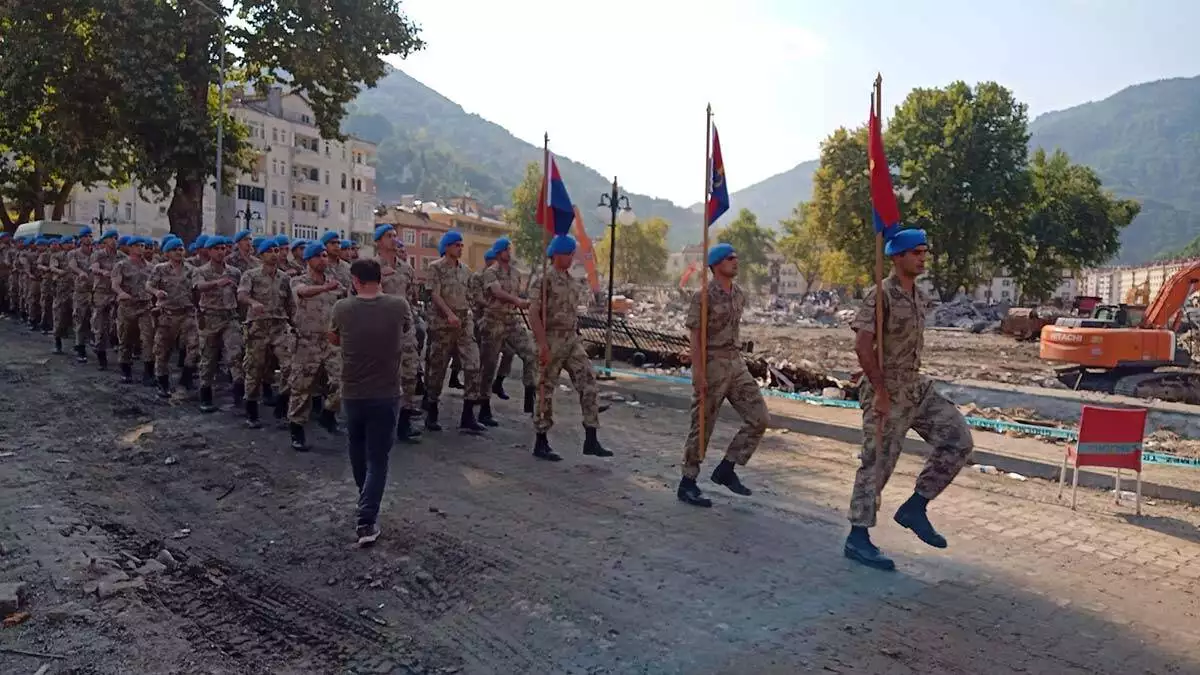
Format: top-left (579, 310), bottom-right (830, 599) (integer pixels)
top-left (697, 104), bottom-right (712, 462)
top-left (872, 76), bottom-right (886, 511)
top-left (538, 133), bottom-right (551, 421)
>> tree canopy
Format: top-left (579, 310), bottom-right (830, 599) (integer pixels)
top-left (505, 161), bottom-right (546, 267)
top-left (594, 217), bottom-right (670, 285)
top-left (715, 209), bottom-right (776, 291)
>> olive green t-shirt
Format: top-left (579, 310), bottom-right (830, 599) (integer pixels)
top-left (331, 294), bottom-right (411, 400)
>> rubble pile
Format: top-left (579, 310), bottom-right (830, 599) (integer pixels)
top-left (1145, 429), bottom-right (1200, 459)
top-left (931, 296), bottom-right (1006, 332)
top-left (744, 356), bottom-right (853, 398)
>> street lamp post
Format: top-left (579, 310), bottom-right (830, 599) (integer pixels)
top-left (92, 204), bottom-right (116, 235)
top-left (596, 176), bottom-right (635, 379)
top-left (237, 202), bottom-right (262, 232)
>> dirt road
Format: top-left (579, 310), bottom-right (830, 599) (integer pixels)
top-left (2, 318), bottom-right (1199, 674)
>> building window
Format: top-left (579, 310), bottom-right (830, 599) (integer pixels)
top-left (271, 190), bottom-right (278, 206)
top-left (309, 168), bottom-right (318, 182)
top-left (291, 194), bottom-right (297, 209)
top-left (236, 185), bottom-right (266, 202)
top-left (340, 201), bottom-right (346, 214)
top-left (324, 170), bottom-right (329, 185)
top-left (272, 128), bottom-right (278, 142)
top-left (301, 113), bottom-right (311, 124)
top-left (323, 199), bottom-right (330, 216)
top-left (125, 203), bottom-right (132, 221)
top-left (293, 224), bottom-right (318, 240)
top-left (340, 173), bottom-right (347, 189)
top-left (403, 229), bottom-right (416, 245)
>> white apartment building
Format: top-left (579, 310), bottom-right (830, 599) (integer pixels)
top-left (64, 86), bottom-right (378, 241)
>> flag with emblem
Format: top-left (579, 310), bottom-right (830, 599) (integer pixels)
top-left (706, 125), bottom-right (730, 227)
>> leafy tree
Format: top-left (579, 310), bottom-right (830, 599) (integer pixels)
top-left (1003, 149), bottom-right (1140, 301)
top-left (715, 208), bottom-right (776, 291)
top-left (505, 161), bottom-right (547, 267)
top-left (888, 81), bottom-right (1032, 300)
top-left (776, 202), bottom-right (823, 288)
top-left (594, 217), bottom-right (670, 285)
top-left (804, 126), bottom-right (877, 281)
top-left (818, 249), bottom-right (870, 290)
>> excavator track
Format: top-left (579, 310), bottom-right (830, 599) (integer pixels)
top-left (1113, 370), bottom-right (1200, 405)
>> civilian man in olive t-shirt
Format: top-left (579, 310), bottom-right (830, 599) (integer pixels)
top-left (330, 258), bottom-right (412, 547)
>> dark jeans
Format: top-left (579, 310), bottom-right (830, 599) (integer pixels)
top-left (344, 397), bottom-right (400, 527)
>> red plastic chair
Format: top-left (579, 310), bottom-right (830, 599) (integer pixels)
top-left (1057, 405), bottom-right (1149, 515)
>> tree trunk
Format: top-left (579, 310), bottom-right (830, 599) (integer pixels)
top-left (50, 182), bottom-right (73, 220)
top-left (0, 196), bottom-right (13, 234)
top-left (168, 171), bottom-right (204, 243)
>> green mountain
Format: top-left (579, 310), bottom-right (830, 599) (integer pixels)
top-left (1027, 76), bottom-right (1200, 263)
top-left (344, 67), bottom-right (702, 248)
top-left (686, 159), bottom-right (818, 230)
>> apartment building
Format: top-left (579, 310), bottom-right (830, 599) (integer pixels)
top-left (63, 86), bottom-right (378, 241)
top-left (426, 196), bottom-right (515, 272)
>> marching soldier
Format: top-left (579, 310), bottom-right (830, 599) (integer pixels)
top-left (192, 236), bottom-right (244, 413)
top-left (373, 224), bottom-right (422, 442)
top-left (424, 230), bottom-right (486, 434)
top-left (478, 237), bottom-right (537, 424)
top-left (676, 244), bottom-right (768, 508)
top-left (340, 239), bottom-right (360, 262)
top-left (285, 242), bottom-right (344, 451)
top-left (0, 232), bottom-right (10, 316)
top-left (49, 236), bottom-right (75, 354)
top-left (185, 235), bottom-right (210, 268)
top-left (227, 230), bottom-right (255, 271)
top-left (148, 238), bottom-right (198, 397)
top-left (37, 237), bottom-right (58, 334)
top-left (89, 230), bottom-right (120, 369)
top-left (23, 237), bottom-right (43, 331)
top-left (285, 238), bottom-right (308, 276)
top-left (321, 232), bottom-right (353, 291)
top-left (528, 235), bottom-right (611, 461)
top-left (111, 237), bottom-right (156, 385)
top-left (237, 238), bottom-right (294, 429)
top-left (844, 229), bottom-right (975, 571)
top-left (9, 237), bottom-right (27, 320)
top-left (67, 229), bottom-right (95, 363)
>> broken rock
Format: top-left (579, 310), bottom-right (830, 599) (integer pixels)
top-left (0, 581), bottom-right (28, 615)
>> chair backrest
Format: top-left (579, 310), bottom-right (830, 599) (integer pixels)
top-left (1075, 405), bottom-right (1149, 471)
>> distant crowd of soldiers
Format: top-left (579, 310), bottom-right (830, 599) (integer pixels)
top-left (0, 225), bottom-right (612, 458)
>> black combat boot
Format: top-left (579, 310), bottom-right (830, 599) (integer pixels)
top-left (448, 365), bottom-right (463, 390)
top-left (532, 433), bottom-right (562, 462)
top-left (711, 459), bottom-right (752, 496)
top-left (179, 366), bottom-right (195, 390)
top-left (422, 398), bottom-right (442, 432)
top-left (96, 349), bottom-right (108, 370)
top-left (74, 344), bottom-right (88, 364)
top-left (523, 386), bottom-right (536, 415)
top-left (141, 361), bottom-right (155, 387)
top-left (274, 392), bottom-right (289, 421)
top-left (677, 477), bottom-right (713, 508)
top-left (54, 337), bottom-right (63, 354)
top-left (244, 399), bottom-right (262, 429)
top-left (492, 376), bottom-right (509, 400)
top-left (199, 386), bottom-right (217, 413)
top-left (119, 362), bottom-right (133, 383)
top-left (156, 375), bottom-right (171, 399)
top-left (459, 401), bottom-right (486, 434)
top-left (582, 426), bottom-right (613, 457)
top-left (396, 408), bottom-right (421, 444)
top-left (231, 379), bottom-right (245, 409)
top-left (262, 381), bottom-right (277, 407)
top-left (893, 493), bottom-right (948, 549)
top-left (311, 395), bottom-right (323, 418)
top-left (843, 526), bottom-right (896, 571)
top-left (318, 408), bottom-right (339, 434)
top-left (289, 423), bottom-right (309, 452)
top-left (477, 399), bottom-right (499, 427)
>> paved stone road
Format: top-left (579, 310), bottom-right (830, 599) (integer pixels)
top-left (0, 317), bottom-right (1198, 674)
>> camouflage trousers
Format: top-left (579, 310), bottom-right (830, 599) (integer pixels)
top-left (681, 355), bottom-right (769, 480)
top-left (425, 314), bottom-right (481, 402)
top-left (478, 314), bottom-right (536, 396)
top-left (40, 280), bottom-right (55, 329)
top-left (198, 310), bottom-right (244, 387)
top-left (91, 297), bottom-right (116, 351)
top-left (24, 279), bottom-right (40, 323)
top-left (72, 292), bottom-right (93, 348)
top-left (398, 322), bottom-right (420, 411)
top-left (52, 291), bottom-right (73, 340)
top-left (116, 301), bottom-right (155, 365)
top-left (286, 334), bottom-right (342, 425)
top-left (534, 330), bottom-right (598, 434)
top-left (414, 314), bottom-right (426, 376)
top-left (242, 318), bottom-right (293, 401)
top-left (849, 376), bottom-right (975, 528)
top-left (6, 273), bottom-right (19, 314)
top-left (154, 310), bottom-right (199, 377)
top-left (0, 273), bottom-right (8, 312)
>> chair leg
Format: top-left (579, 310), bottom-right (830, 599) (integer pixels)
top-left (1115, 469), bottom-right (1122, 504)
top-left (1135, 471), bottom-right (1143, 516)
top-left (1058, 453), bottom-right (1069, 499)
top-left (1071, 462), bottom-right (1080, 511)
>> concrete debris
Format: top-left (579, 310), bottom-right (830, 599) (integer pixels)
top-left (0, 581), bottom-right (28, 616)
top-left (930, 295), bottom-right (1005, 332)
top-left (1145, 429), bottom-right (1200, 459)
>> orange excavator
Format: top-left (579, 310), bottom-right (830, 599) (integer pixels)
top-left (1040, 261), bottom-right (1200, 402)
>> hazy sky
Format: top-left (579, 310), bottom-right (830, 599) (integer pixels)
top-left (391, 0), bottom-right (1200, 206)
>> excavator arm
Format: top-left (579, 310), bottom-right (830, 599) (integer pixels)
top-left (1141, 261), bottom-right (1200, 329)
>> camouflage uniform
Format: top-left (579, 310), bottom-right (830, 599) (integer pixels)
top-left (37, 247), bottom-right (55, 331)
top-left (848, 274), bottom-right (974, 528)
top-left (327, 257), bottom-right (354, 294)
top-left (67, 246), bottom-right (94, 349)
top-left (89, 247), bottom-right (120, 353)
top-left (681, 279), bottom-right (768, 480)
top-left (238, 264), bottom-right (293, 402)
top-left (111, 256), bottom-right (155, 366)
top-left (0, 239), bottom-right (10, 314)
top-left (226, 248), bottom-right (257, 273)
top-left (193, 262), bottom-right (244, 387)
top-left (149, 260), bottom-right (198, 378)
top-left (49, 246), bottom-right (74, 342)
top-left (22, 247), bottom-right (41, 325)
top-left (379, 254), bottom-right (421, 411)
top-left (425, 257), bottom-right (481, 403)
top-left (530, 268), bottom-right (597, 433)
top-left (285, 271), bottom-right (343, 425)
top-left (479, 264), bottom-right (536, 393)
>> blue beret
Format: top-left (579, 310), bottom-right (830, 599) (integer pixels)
top-left (187, 241), bottom-right (199, 254)
top-left (484, 248), bottom-right (497, 262)
top-left (546, 234), bottom-right (577, 258)
top-left (234, 230), bottom-right (252, 243)
top-left (339, 239), bottom-right (354, 250)
top-left (273, 234), bottom-right (289, 247)
top-left (161, 234), bottom-right (179, 247)
top-left (491, 236), bottom-right (511, 254)
top-left (0, 232), bottom-right (8, 239)
top-left (438, 231), bottom-right (463, 256)
top-left (374, 224), bottom-right (395, 241)
top-left (290, 238), bottom-right (308, 250)
top-left (884, 228), bottom-right (928, 257)
top-left (707, 243), bottom-right (735, 267)
top-left (162, 238), bottom-right (184, 253)
top-left (117, 235), bottom-right (132, 246)
top-left (302, 242), bottom-right (326, 262)
top-left (99, 230), bottom-right (118, 242)
top-left (202, 236), bottom-right (225, 249)
top-left (78, 227), bottom-right (93, 238)
top-left (133, 237), bottom-right (150, 247)
top-left (252, 236), bottom-right (266, 249)
top-left (255, 238), bottom-right (278, 255)
top-left (320, 231), bottom-right (340, 245)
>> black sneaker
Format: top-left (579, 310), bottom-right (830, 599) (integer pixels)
top-left (356, 523), bottom-right (381, 548)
